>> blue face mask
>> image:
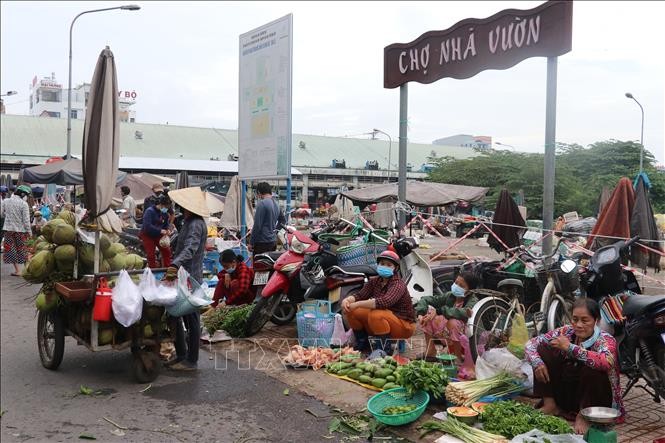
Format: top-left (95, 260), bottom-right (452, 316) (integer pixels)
top-left (160, 207), bottom-right (168, 214)
top-left (451, 283), bottom-right (466, 297)
top-left (580, 325), bottom-right (601, 349)
top-left (376, 265), bottom-right (394, 278)
top-left (225, 267), bottom-right (236, 274)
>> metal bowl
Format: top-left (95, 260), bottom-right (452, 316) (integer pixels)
top-left (580, 407), bottom-right (620, 424)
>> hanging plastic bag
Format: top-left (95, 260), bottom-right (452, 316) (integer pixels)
top-left (329, 313), bottom-right (348, 347)
top-left (112, 270), bottom-right (143, 327)
top-left (507, 312), bottom-right (529, 359)
top-left (138, 267), bottom-right (160, 302)
top-left (167, 267), bottom-right (212, 317)
top-left (475, 347), bottom-right (525, 380)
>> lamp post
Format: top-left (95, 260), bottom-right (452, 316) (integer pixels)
top-left (372, 128), bottom-right (393, 179)
top-left (495, 141), bottom-right (516, 151)
top-left (625, 92), bottom-right (645, 174)
top-left (0, 91), bottom-right (18, 97)
top-left (66, 4), bottom-right (140, 159)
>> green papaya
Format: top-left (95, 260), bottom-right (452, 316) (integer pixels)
top-left (386, 375), bottom-right (396, 382)
top-left (358, 375), bottom-right (373, 384)
top-left (375, 368), bottom-right (393, 378)
top-left (382, 382), bottom-right (398, 390)
top-left (337, 369), bottom-right (350, 377)
top-left (371, 378), bottom-right (387, 388)
top-left (347, 369), bottom-right (362, 380)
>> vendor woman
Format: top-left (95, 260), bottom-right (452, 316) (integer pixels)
top-left (414, 271), bottom-right (479, 362)
top-left (212, 249), bottom-right (255, 307)
top-left (342, 250), bottom-right (416, 355)
top-left (525, 297), bottom-right (625, 434)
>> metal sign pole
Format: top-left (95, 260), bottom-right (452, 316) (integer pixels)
top-left (398, 83), bottom-right (408, 229)
top-left (542, 56), bottom-right (558, 256)
top-left (285, 176), bottom-right (291, 223)
top-left (240, 180), bottom-right (248, 260)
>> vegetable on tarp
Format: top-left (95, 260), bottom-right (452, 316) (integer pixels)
top-left (480, 400), bottom-right (572, 438)
top-left (419, 416), bottom-right (508, 443)
top-left (445, 371), bottom-right (523, 406)
top-left (395, 360), bottom-right (448, 399)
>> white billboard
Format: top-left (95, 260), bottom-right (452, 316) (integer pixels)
top-left (238, 14), bottom-right (293, 179)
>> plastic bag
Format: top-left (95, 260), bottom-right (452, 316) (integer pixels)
top-left (138, 267), bottom-right (160, 302)
top-left (176, 267), bottom-right (212, 307)
top-left (511, 429), bottom-right (586, 443)
top-left (159, 234), bottom-right (170, 248)
top-left (329, 313), bottom-right (348, 347)
top-left (507, 313), bottom-right (528, 359)
top-left (475, 347), bottom-right (524, 380)
top-left (112, 270), bottom-right (143, 327)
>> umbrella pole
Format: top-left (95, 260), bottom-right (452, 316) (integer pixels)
top-left (94, 230), bottom-right (101, 274)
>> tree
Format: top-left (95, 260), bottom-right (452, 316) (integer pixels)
top-left (427, 140), bottom-right (664, 217)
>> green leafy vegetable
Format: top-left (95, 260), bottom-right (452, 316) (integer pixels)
top-left (79, 385), bottom-right (94, 396)
top-left (481, 400), bottom-right (572, 439)
top-left (395, 360), bottom-right (448, 399)
top-left (202, 304), bottom-right (254, 337)
top-left (419, 417), bottom-right (507, 442)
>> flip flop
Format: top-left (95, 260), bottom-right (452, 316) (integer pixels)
top-left (11, 273), bottom-right (21, 277)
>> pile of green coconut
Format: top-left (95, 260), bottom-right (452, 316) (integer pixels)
top-left (27, 210), bottom-right (145, 312)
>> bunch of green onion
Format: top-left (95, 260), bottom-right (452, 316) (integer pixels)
top-left (445, 372), bottom-right (523, 406)
top-left (419, 417), bottom-right (508, 443)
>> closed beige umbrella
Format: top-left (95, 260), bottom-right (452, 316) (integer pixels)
top-left (82, 46), bottom-right (121, 233)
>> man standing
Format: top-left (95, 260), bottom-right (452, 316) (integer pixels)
top-left (249, 182), bottom-right (285, 257)
top-left (120, 186), bottom-right (137, 228)
top-left (164, 187), bottom-right (209, 371)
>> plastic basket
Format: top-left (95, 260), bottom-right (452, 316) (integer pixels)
top-left (367, 388), bottom-right (429, 426)
top-left (296, 300), bottom-right (335, 347)
top-left (337, 242), bottom-right (388, 267)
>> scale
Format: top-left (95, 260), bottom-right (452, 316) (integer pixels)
top-left (436, 353), bottom-right (458, 378)
top-left (581, 406), bottom-right (620, 443)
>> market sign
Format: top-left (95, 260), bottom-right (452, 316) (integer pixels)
top-left (238, 14), bottom-right (293, 179)
top-left (384, 1), bottom-right (573, 88)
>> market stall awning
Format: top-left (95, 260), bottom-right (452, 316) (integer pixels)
top-left (341, 181), bottom-right (488, 207)
top-left (20, 157), bottom-right (126, 186)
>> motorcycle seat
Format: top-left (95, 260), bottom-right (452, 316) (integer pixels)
top-left (267, 251), bottom-right (283, 260)
top-left (622, 294), bottom-right (665, 318)
top-left (331, 264), bottom-right (378, 276)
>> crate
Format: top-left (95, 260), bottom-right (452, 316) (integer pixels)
top-left (296, 300), bottom-right (335, 347)
top-left (55, 281), bottom-right (93, 302)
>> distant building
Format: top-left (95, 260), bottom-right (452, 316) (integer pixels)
top-left (433, 134), bottom-right (492, 150)
top-left (28, 73), bottom-right (137, 122)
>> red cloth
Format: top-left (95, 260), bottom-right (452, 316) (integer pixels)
top-left (354, 275), bottom-right (416, 322)
top-left (586, 177), bottom-right (635, 250)
top-left (140, 231), bottom-right (171, 268)
top-left (212, 261), bottom-right (255, 306)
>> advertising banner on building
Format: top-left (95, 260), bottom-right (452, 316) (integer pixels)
top-left (384, 1), bottom-right (572, 88)
top-left (238, 14), bottom-right (293, 179)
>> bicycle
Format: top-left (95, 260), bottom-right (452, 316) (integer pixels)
top-left (467, 237), bottom-right (580, 361)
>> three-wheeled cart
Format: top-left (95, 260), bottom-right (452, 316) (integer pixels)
top-left (37, 268), bottom-right (174, 383)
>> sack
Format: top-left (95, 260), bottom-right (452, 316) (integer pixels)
top-left (475, 347), bottom-right (524, 380)
top-left (166, 267), bottom-right (213, 317)
top-left (159, 234), bottom-right (170, 248)
top-left (511, 429), bottom-right (586, 443)
top-left (112, 270), bottom-right (143, 327)
top-left (329, 313), bottom-right (348, 347)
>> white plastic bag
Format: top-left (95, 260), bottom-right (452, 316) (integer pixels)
top-left (511, 429), bottom-right (586, 443)
top-left (176, 267), bottom-right (212, 307)
top-left (138, 267), bottom-right (160, 302)
top-left (329, 313), bottom-right (348, 347)
top-left (112, 270), bottom-right (143, 327)
top-left (475, 347), bottom-right (524, 380)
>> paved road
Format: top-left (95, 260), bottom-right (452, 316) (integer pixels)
top-left (0, 262), bottom-right (338, 443)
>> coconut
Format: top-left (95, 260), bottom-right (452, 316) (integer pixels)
top-left (125, 254), bottom-right (145, 270)
top-left (143, 324), bottom-right (154, 338)
top-left (79, 243), bottom-right (95, 266)
top-left (41, 218), bottom-right (66, 243)
top-left (35, 235), bottom-right (47, 244)
top-left (35, 242), bottom-right (56, 252)
top-left (24, 251), bottom-right (55, 283)
top-left (99, 234), bottom-right (111, 253)
top-left (99, 329), bottom-right (114, 346)
top-left (52, 223), bottom-right (76, 245)
top-left (109, 254), bottom-right (127, 271)
top-left (100, 260), bottom-right (111, 273)
top-left (54, 244), bottom-right (76, 263)
top-left (57, 209), bottom-right (76, 227)
top-left (35, 291), bottom-right (58, 312)
top-left (107, 243), bottom-right (126, 257)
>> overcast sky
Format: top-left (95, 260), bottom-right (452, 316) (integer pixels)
top-left (2, 1), bottom-right (663, 163)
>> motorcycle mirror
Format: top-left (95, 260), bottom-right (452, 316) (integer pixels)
top-left (560, 259), bottom-right (576, 274)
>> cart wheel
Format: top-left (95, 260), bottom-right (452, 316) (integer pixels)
top-left (37, 310), bottom-right (65, 370)
top-left (132, 350), bottom-right (160, 383)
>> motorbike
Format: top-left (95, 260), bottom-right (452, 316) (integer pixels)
top-left (244, 223), bottom-right (341, 337)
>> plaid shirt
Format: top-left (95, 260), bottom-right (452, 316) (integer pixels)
top-left (355, 275), bottom-right (415, 322)
top-left (213, 261), bottom-right (255, 306)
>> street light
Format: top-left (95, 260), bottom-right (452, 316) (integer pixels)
top-left (0, 91), bottom-right (18, 97)
top-left (625, 92), bottom-right (645, 174)
top-left (66, 4), bottom-right (141, 158)
top-left (372, 128), bottom-right (393, 179)
top-left (495, 142), bottom-right (516, 151)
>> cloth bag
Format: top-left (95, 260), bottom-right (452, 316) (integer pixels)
top-left (112, 270), bottom-right (143, 327)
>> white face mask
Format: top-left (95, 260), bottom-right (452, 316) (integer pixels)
top-left (22, 195), bottom-right (28, 201)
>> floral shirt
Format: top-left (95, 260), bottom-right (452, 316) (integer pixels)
top-left (525, 324), bottom-right (625, 420)
top-left (1, 195), bottom-right (31, 233)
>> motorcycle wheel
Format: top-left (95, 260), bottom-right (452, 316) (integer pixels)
top-left (470, 298), bottom-right (511, 362)
top-left (270, 298), bottom-right (296, 325)
top-left (244, 295), bottom-right (283, 337)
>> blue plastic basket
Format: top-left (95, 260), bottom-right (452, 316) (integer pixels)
top-left (296, 300), bottom-right (335, 347)
top-left (203, 251), bottom-right (222, 274)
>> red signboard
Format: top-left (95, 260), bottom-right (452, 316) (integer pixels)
top-left (384, 1), bottom-right (573, 89)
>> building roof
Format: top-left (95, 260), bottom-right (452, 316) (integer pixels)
top-left (0, 114), bottom-right (476, 170)
top-left (118, 156), bottom-right (302, 175)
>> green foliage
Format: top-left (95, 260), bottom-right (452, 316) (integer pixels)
top-left (428, 140), bottom-right (664, 217)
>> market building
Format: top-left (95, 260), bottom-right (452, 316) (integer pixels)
top-left (0, 113), bottom-right (477, 206)
top-left (28, 73), bottom-right (137, 122)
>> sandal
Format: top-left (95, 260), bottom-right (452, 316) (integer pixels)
top-left (11, 272), bottom-right (20, 277)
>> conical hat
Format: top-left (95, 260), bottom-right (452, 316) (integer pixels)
top-left (168, 186), bottom-right (210, 218)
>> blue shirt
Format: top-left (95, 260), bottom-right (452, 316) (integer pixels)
top-left (141, 205), bottom-right (168, 239)
top-left (250, 197), bottom-right (285, 245)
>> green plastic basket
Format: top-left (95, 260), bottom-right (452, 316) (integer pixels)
top-left (367, 388), bottom-right (429, 426)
